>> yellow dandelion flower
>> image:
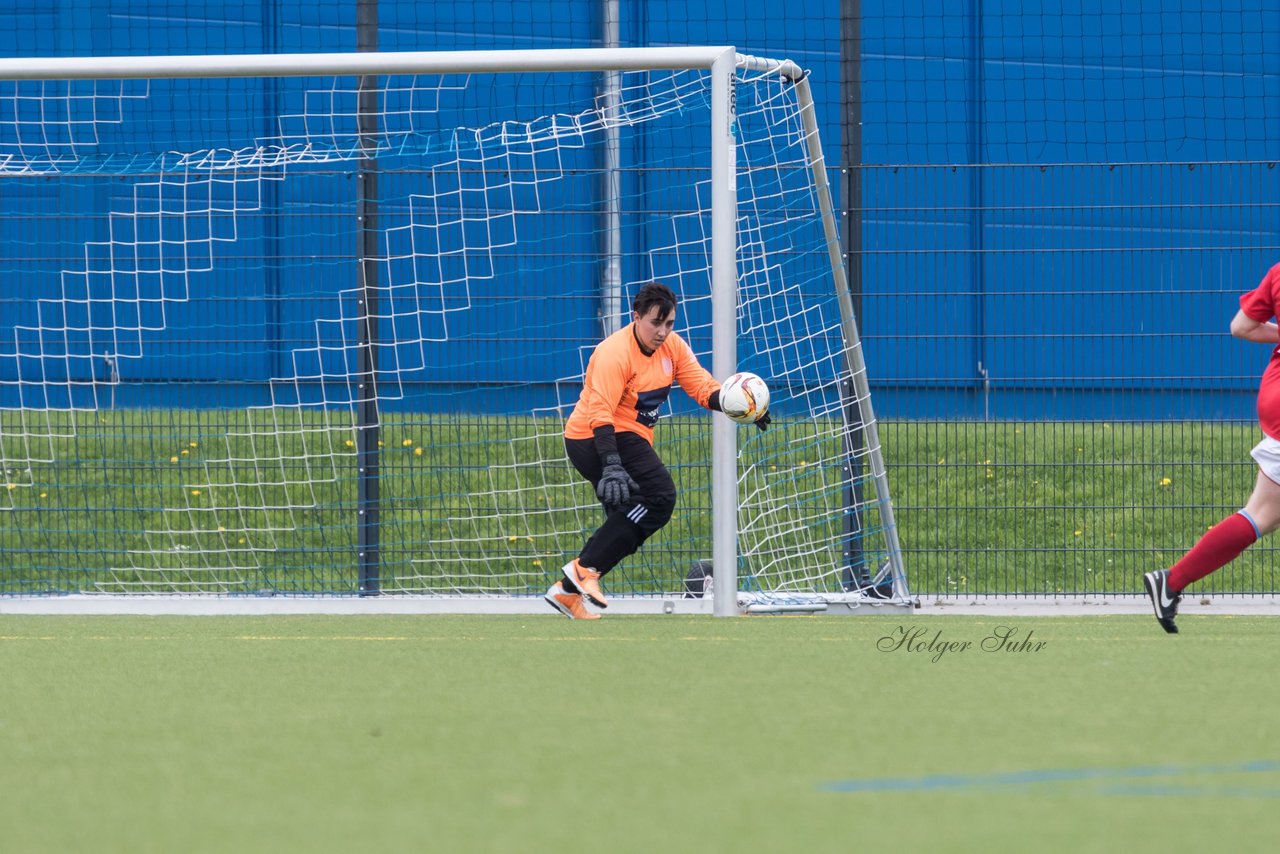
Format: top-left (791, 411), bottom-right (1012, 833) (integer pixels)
top-left (1159, 477), bottom-right (1172, 487)
top-left (402, 438), bottom-right (414, 447)
top-left (937, 457), bottom-right (946, 465)
top-left (191, 490), bottom-right (202, 496)
top-left (39, 492), bottom-right (47, 498)
top-left (508, 536), bottom-right (518, 542)
top-left (378, 440), bottom-right (384, 448)
top-left (189, 442), bottom-right (198, 448)
top-left (238, 538), bottom-right (247, 545)
top-left (5, 483), bottom-right (16, 490)
top-left (345, 439), bottom-right (355, 448)
top-left (414, 447), bottom-right (423, 456)
top-left (532, 559), bottom-right (543, 567)
top-left (1074, 529), bottom-right (1083, 537)
top-left (217, 526), bottom-right (226, 532)
top-left (181, 449), bottom-right (189, 456)
top-left (170, 456), bottom-right (179, 464)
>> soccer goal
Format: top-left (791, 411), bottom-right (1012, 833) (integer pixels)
top-left (0, 47), bottom-right (908, 616)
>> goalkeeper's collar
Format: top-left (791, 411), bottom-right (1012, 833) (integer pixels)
top-left (632, 323), bottom-right (657, 357)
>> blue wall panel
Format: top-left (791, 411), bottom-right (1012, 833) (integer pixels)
top-left (858, 1), bottom-right (1280, 419)
top-left (2, 1), bottom-right (1279, 420)
top-left (0, 1), bottom-right (846, 414)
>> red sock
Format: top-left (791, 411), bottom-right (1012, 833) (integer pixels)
top-left (1167, 511), bottom-right (1259, 591)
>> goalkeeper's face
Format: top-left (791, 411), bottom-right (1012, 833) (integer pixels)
top-left (634, 305), bottom-right (677, 352)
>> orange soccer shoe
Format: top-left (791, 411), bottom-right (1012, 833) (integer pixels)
top-left (544, 582), bottom-right (601, 620)
top-left (563, 559), bottom-right (608, 609)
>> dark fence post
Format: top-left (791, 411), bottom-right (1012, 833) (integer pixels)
top-left (356, 0), bottom-right (381, 595)
top-left (840, 0), bottom-right (871, 590)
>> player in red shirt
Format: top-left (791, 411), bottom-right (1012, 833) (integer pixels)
top-left (1144, 262), bottom-right (1280, 632)
top-left (545, 282), bottom-right (770, 619)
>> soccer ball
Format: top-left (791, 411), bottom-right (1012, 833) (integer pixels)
top-left (719, 372), bottom-right (770, 424)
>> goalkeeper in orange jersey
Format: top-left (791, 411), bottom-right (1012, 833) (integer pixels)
top-left (545, 281), bottom-right (770, 619)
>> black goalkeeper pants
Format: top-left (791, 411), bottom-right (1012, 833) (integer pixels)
top-left (564, 432), bottom-right (677, 576)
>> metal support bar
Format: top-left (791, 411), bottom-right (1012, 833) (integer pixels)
top-left (710, 48), bottom-right (739, 617)
top-left (599, 0), bottom-right (624, 335)
top-left (969, 0), bottom-right (989, 418)
top-left (355, 0), bottom-right (381, 596)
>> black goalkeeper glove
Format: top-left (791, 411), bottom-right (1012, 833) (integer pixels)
top-left (754, 411), bottom-right (772, 432)
top-left (597, 453), bottom-right (640, 507)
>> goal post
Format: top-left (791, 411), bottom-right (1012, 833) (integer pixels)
top-left (0, 47), bottom-right (910, 615)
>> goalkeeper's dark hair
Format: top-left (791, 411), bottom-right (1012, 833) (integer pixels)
top-left (633, 282), bottom-right (677, 321)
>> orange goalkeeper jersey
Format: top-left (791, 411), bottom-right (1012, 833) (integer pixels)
top-left (564, 324), bottom-right (720, 445)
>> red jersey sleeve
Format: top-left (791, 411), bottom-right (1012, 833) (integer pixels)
top-left (1240, 264), bottom-right (1280, 322)
top-left (669, 334), bottom-right (721, 408)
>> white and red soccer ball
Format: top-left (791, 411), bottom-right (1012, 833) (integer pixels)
top-left (719, 371), bottom-right (770, 425)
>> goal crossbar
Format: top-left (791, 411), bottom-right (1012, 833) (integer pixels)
top-left (0, 47), bottom-right (804, 82)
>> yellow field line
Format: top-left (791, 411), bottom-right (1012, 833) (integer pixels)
top-left (235, 636), bottom-right (410, 641)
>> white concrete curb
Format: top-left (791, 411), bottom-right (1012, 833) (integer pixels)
top-left (914, 594), bottom-right (1280, 616)
top-left (2, 593), bottom-right (1278, 617)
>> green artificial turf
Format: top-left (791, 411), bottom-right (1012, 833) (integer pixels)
top-left (2, 614), bottom-right (1277, 853)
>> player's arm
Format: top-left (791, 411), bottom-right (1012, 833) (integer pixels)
top-left (1230, 309), bottom-right (1279, 344)
top-left (669, 336), bottom-right (723, 411)
top-left (582, 344), bottom-right (628, 439)
top-left (671, 337), bottom-right (770, 430)
top-left (1236, 268), bottom-right (1280, 343)
top-left (584, 347), bottom-right (639, 505)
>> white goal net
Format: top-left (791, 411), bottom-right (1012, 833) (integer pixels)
top-left (0, 48), bottom-right (906, 611)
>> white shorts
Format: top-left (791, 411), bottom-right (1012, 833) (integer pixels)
top-left (1251, 435), bottom-right (1280, 485)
